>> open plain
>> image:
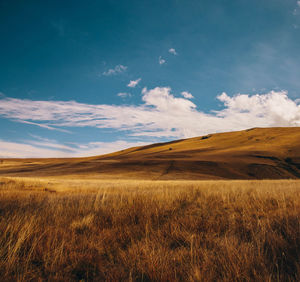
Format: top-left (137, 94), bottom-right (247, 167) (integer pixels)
top-left (1, 128), bottom-right (300, 281)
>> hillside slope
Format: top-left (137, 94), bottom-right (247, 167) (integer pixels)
top-left (1, 127), bottom-right (300, 179)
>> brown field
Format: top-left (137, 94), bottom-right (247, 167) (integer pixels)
top-left (1, 177), bottom-right (300, 281)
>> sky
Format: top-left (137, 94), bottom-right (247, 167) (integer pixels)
top-left (1, 0), bottom-right (300, 158)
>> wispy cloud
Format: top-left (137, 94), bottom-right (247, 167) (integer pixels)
top-left (159, 56), bottom-right (166, 65)
top-left (181, 91), bottom-right (194, 99)
top-left (0, 138), bottom-right (147, 158)
top-left (102, 64), bottom-right (127, 76)
top-left (0, 88), bottom-right (299, 140)
top-left (168, 48), bottom-right (177, 55)
top-left (293, 1), bottom-right (300, 15)
top-left (117, 92), bottom-right (131, 98)
top-left (19, 120), bottom-right (71, 133)
top-left (127, 78), bottom-right (141, 88)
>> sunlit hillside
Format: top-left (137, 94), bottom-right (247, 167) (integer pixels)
top-left (1, 127), bottom-right (300, 179)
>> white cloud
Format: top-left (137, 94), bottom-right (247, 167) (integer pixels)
top-left (159, 56), bottom-right (166, 65)
top-left (142, 87), bottom-right (196, 112)
top-left (168, 48), bottom-right (177, 55)
top-left (298, 1), bottom-right (300, 7)
top-left (0, 89), bottom-right (300, 141)
top-left (117, 92), bottom-right (131, 98)
top-left (181, 91), bottom-right (194, 99)
top-left (102, 64), bottom-right (127, 76)
top-left (127, 78), bottom-right (141, 88)
top-left (0, 138), bottom-right (147, 158)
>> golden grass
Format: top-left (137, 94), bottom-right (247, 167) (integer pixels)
top-left (1, 177), bottom-right (300, 281)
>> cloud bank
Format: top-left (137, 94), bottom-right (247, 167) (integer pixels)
top-left (0, 88), bottom-right (299, 141)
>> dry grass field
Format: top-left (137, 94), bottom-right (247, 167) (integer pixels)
top-left (1, 177), bottom-right (300, 281)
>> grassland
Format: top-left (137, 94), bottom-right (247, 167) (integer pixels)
top-left (1, 177), bottom-right (300, 281)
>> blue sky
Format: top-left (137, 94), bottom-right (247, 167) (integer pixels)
top-left (1, 0), bottom-right (300, 157)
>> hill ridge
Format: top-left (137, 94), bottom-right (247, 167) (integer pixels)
top-left (1, 127), bottom-right (300, 180)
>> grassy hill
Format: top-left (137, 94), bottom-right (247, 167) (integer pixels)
top-left (1, 127), bottom-right (300, 179)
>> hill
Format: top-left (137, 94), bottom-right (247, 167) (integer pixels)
top-left (1, 127), bottom-right (300, 179)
